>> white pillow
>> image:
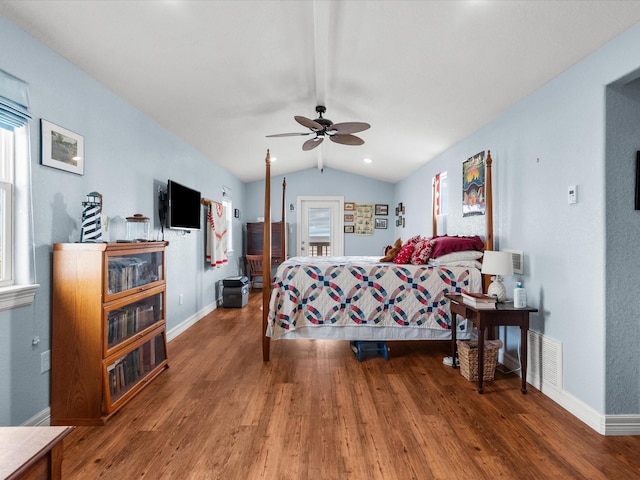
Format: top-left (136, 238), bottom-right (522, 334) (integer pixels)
top-left (428, 259), bottom-right (482, 269)
top-left (429, 250), bottom-right (483, 263)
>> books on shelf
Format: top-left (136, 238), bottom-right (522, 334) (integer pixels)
top-left (461, 291), bottom-right (497, 309)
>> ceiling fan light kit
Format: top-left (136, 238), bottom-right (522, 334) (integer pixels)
top-left (267, 105), bottom-right (370, 151)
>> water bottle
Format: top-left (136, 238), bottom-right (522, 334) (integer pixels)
top-left (514, 282), bottom-right (527, 308)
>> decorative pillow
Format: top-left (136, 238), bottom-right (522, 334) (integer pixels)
top-left (429, 250), bottom-right (484, 263)
top-left (410, 238), bottom-right (433, 265)
top-left (406, 234), bottom-right (422, 245)
top-left (429, 235), bottom-right (484, 259)
top-left (380, 238), bottom-right (402, 262)
top-left (393, 243), bottom-right (415, 264)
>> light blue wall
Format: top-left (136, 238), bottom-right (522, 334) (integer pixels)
top-left (397, 24), bottom-right (640, 415)
top-left (0, 16), bottom-right (245, 425)
top-left (245, 166), bottom-right (396, 257)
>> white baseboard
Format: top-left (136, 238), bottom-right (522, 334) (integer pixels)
top-left (166, 301), bottom-right (217, 342)
top-left (27, 324), bottom-right (640, 436)
top-left (502, 352), bottom-right (640, 435)
top-left (22, 407), bottom-right (51, 426)
top-left (26, 303), bottom-right (217, 427)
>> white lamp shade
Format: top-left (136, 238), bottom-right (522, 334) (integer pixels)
top-left (481, 251), bottom-right (514, 276)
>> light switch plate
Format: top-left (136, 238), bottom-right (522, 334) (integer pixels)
top-left (568, 185), bottom-right (577, 204)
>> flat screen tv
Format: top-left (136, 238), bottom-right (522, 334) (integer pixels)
top-left (167, 179), bottom-right (201, 230)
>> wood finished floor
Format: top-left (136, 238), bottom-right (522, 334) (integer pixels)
top-left (61, 292), bottom-right (640, 479)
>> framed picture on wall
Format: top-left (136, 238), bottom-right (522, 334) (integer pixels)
top-left (375, 204), bottom-right (388, 215)
top-left (41, 119), bottom-right (85, 175)
top-left (462, 151), bottom-right (486, 217)
top-left (375, 218), bottom-right (387, 229)
top-left (344, 213), bottom-right (354, 222)
top-left (344, 225), bottom-right (355, 233)
top-left (344, 202), bottom-right (355, 211)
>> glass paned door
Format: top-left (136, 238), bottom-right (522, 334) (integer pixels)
top-left (297, 197), bottom-right (343, 257)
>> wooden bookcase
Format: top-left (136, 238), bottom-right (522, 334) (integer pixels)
top-left (51, 241), bottom-right (169, 426)
top-left (246, 221), bottom-right (286, 262)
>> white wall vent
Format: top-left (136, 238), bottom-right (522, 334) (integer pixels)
top-left (527, 330), bottom-right (562, 392)
top-left (503, 249), bottom-right (523, 274)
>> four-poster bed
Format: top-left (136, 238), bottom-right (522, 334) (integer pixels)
top-left (261, 149), bottom-right (494, 361)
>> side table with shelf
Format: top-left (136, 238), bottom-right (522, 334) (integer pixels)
top-left (445, 294), bottom-right (538, 394)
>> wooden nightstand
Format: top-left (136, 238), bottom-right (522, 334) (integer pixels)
top-left (445, 294), bottom-right (538, 394)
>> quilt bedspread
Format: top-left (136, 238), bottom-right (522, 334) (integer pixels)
top-left (267, 256), bottom-right (481, 340)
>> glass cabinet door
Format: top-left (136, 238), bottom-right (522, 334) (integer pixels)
top-left (104, 329), bottom-right (167, 412)
top-left (104, 287), bottom-right (165, 356)
top-left (106, 247), bottom-right (165, 300)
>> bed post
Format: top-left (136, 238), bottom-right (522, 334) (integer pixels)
top-left (483, 150), bottom-right (494, 292)
top-left (262, 150), bottom-right (271, 361)
top-left (432, 176), bottom-right (437, 237)
top-left (281, 178), bottom-right (286, 263)
top-left (484, 150), bottom-right (494, 251)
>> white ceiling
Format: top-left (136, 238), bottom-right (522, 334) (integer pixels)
top-left (1, 1), bottom-right (640, 183)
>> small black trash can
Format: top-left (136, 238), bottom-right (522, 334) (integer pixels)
top-left (222, 276), bottom-right (249, 308)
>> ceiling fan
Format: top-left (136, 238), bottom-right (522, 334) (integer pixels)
top-left (266, 105), bottom-right (370, 151)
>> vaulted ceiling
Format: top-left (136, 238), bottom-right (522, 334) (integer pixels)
top-left (2, 1), bottom-right (640, 183)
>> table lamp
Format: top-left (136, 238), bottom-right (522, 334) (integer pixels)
top-left (481, 250), bottom-right (514, 302)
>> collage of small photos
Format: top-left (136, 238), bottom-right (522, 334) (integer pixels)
top-left (395, 202), bottom-right (405, 227)
top-left (344, 202), bottom-right (389, 234)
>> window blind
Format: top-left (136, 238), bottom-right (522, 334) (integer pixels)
top-left (0, 69), bottom-right (31, 131)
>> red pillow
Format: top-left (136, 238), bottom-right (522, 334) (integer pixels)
top-left (393, 243), bottom-right (415, 264)
top-left (430, 235), bottom-right (484, 259)
top-left (410, 239), bottom-right (433, 265)
top-left (406, 235), bottom-right (422, 245)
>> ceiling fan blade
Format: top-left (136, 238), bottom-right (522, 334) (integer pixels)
top-left (295, 116), bottom-right (323, 131)
top-left (329, 122), bottom-right (371, 135)
top-left (329, 134), bottom-right (364, 146)
top-left (302, 137), bottom-right (324, 151)
top-left (266, 132), bottom-right (313, 137)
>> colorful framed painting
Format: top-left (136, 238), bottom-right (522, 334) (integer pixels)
top-left (463, 151), bottom-right (485, 217)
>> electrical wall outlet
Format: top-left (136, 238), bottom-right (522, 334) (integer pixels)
top-left (568, 185), bottom-right (577, 204)
top-left (41, 350), bottom-right (51, 373)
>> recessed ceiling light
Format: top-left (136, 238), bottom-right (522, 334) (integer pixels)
top-left (363, 158), bottom-right (372, 164)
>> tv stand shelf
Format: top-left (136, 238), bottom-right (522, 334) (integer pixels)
top-left (51, 241), bottom-right (169, 426)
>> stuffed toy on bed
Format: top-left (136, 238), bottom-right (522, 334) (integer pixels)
top-left (380, 237), bottom-right (402, 262)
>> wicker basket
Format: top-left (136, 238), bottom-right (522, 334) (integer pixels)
top-left (457, 339), bottom-right (503, 382)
